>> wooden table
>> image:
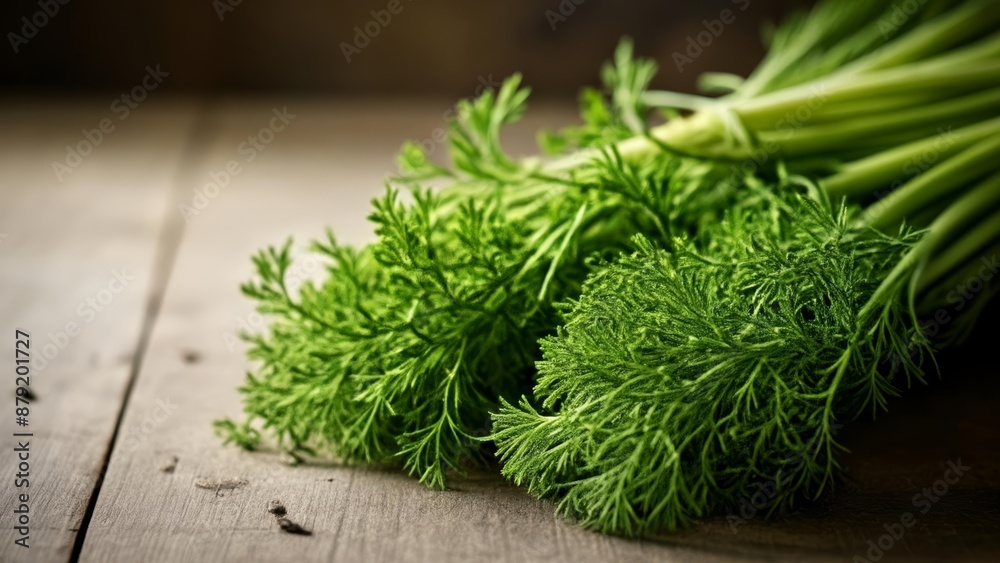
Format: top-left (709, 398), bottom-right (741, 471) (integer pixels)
top-left (1, 99), bottom-right (998, 563)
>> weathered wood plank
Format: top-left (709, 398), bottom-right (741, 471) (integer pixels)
top-left (78, 102), bottom-right (1000, 562)
top-left (0, 100), bottom-right (199, 562)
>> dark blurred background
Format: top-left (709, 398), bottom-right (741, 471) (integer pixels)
top-left (1, 0), bottom-right (810, 99)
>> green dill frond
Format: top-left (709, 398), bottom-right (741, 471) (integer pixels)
top-left (220, 74), bottom-right (743, 488)
top-left (603, 38), bottom-right (658, 135)
top-left (492, 191), bottom-right (929, 534)
top-left (539, 39), bottom-right (658, 154)
top-left (448, 74), bottom-right (531, 182)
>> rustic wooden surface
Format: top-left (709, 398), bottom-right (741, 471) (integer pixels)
top-left (0, 100), bottom-right (998, 563)
top-left (0, 101), bottom-right (197, 562)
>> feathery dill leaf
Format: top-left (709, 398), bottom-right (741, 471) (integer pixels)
top-left (492, 189), bottom-right (928, 534)
top-left (540, 39), bottom-right (657, 154)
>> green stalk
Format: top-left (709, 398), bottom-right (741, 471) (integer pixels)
top-left (735, 0), bottom-right (997, 99)
top-left (823, 117), bottom-right (1000, 198)
top-left (861, 134), bottom-right (1000, 231)
top-left (629, 64), bottom-right (1000, 163)
top-left (905, 199), bottom-right (952, 230)
top-left (755, 87), bottom-right (1000, 158)
top-left (857, 170), bottom-right (1000, 328)
top-left (908, 31), bottom-right (1000, 72)
top-left (905, 171), bottom-right (1000, 317)
top-left (849, 3), bottom-right (1000, 75)
top-left (754, 33), bottom-right (1000, 127)
top-left (917, 207), bottom-right (1000, 293)
top-left (734, 1), bottom-right (887, 99)
top-left (735, 62), bottom-right (1000, 127)
top-left (563, 30), bottom-right (1000, 173)
top-left (917, 240), bottom-right (1000, 319)
top-left (787, 92), bottom-right (954, 124)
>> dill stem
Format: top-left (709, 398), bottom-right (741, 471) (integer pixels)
top-left (841, 1), bottom-right (1000, 75)
top-left (859, 170), bottom-right (1000, 326)
top-left (861, 134), bottom-right (1000, 231)
top-left (783, 93), bottom-right (950, 125)
top-left (918, 240), bottom-right (1000, 320)
top-left (552, 14), bottom-right (1000, 172)
top-left (734, 63), bottom-right (1000, 129)
top-left (909, 171), bottom-right (1000, 296)
top-left (598, 70), bottom-right (998, 166)
top-left (735, 1), bottom-right (999, 100)
top-left (735, 30), bottom-right (1000, 130)
top-left (823, 118), bottom-right (1000, 198)
top-left (917, 207), bottom-right (1000, 295)
top-left (755, 88), bottom-right (1000, 158)
top-left (551, 37), bottom-right (1000, 170)
top-left (857, 25), bottom-right (1000, 78)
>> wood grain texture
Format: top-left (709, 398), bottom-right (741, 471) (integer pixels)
top-left (0, 100), bottom-right (198, 562)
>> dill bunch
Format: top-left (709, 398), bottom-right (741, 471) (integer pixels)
top-left (216, 69), bottom-right (738, 487)
top-left (220, 0), bottom-right (1000, 512)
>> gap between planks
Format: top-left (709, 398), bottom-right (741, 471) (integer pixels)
top-left (67, 102), bottom-right (217, 563)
